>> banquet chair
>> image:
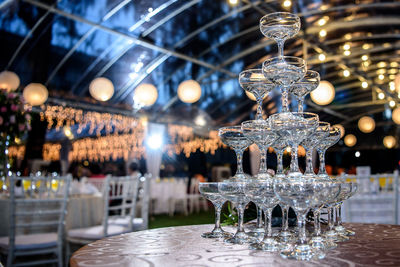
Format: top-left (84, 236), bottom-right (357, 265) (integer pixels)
top-left (187, 177), bottom-right (208, 214)
top-left (86, 177), bottom-right (107, 193)
top-left (65, 175), bottom-right (140, 264)
top-left (109, 174), bottom-right (151, 231)
top-left (168, 178), bottom-right (189, 216)
top-left (344, 172), bottom-right (399, 224)
top-left (0, 175), bottom-right (71, 267)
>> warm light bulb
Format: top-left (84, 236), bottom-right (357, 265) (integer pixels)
top-left (228, 0), bottom-right (239, 6)
top-left (319, 29), bottom-right (327, 37)
top-left (378, 92), bottom-right (385, 99)
top-left (343, 50), bottom-right (351, 56)
top-left (361, 55), bottom-right (368, 61)
top-left (343, 70), bottom-right (350, 77)
top-left (362, 43), bottom-right (371, 50)
top-left (318, 53), bottom-right (326, 61)
top-left (378, 74), bottom-right (385, 80)
top-left (318, 17), bottom-right (328, 26)
top-left (389, 100), bottom-right (396, 108)
top-left (343, 43), bottom-right (351, 50)
top-left (283, 0), bottom-right (291, 7)
top-left (390, 81), bottom-right (395, 91)
top-left (377, 62), bottom-right (387, 68)
top-left (361, 81), bottom-right (368, 88)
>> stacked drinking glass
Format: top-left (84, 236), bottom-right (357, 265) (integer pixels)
top-left (199, 12), bottom-right (358, 261)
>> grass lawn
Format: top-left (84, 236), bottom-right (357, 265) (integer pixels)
top-left (149, 210), bottom-right (215, 229)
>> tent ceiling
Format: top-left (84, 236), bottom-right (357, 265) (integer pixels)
top-left (1, 0), bottom-right (400, 137)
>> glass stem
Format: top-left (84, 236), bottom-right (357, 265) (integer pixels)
top-left (256, 98), bottom-right (263, 120)
top-left (259, 148), bottom-right (267, 174)
top-left (263, 208), bottom-right (273, 240)
top-left (213, 204), bottom-right (222, 231)
top-left (336, 203), bottom-right (343, 227)
top-left (277, 40), bottom-right (285, 57)
top-left (313, 209), bottom-right (321, 236)
top-left (304, 148), bottom-right (314, 175)
top-left (328, 207), bottom-right (335, 231)
top-left (235, 149), bottom-right (244, 175)
top-left (318, 149), bottom-right (327, 176)
top-left (282, 205), bottom-right (289, 231)
top-left (237, 205), bottom-right (245, 234)
top-left (298, 97), bottom-right (304, 113)
top-left (290, 145), bottom-right (300, 174)
top-left (297, 210), bottom-right (308, 245)
top-left (280, 86), bottom-right (289, 113)
top-left (256, 205), bottom-right (263, 229)
top-left (276, 150), bottom-right (284, 175)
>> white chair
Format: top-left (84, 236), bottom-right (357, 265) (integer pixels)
top-left (343, 172), bottom-right (399, 224)
top-left (66, 175), bottom-right (140, 264)
top-left (108, 174), bottom-right (151, 231)
top-left (187, 177), bottom-right (208, 213)
top-left (168, 178), bottom-right (189, 216)
top-left (86, 177), bottom-right (108, 193)
top-left (0, 175), bottom-right (71, 267)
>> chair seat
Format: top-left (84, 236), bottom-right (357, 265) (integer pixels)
top-left (67, 225), bottom-right (130, 240)
top-left (0, 233), bottom-right (58, 250)
top-left (108, 217), bottom-right (145, 230)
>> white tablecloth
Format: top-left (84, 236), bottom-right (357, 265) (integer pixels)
top-left (0, 194), bottom-right (104, 237)
top-left (342, 192), bottom-right (400, 224)
top-left (150, 179), bottom-right (187, 214)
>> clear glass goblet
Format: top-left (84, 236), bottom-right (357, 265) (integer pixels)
top-left (289, 70), bottom-right (320, 113)
top-left (271, 139), bottom-right (287, 178)
top-left (245, 178), bottom-right (281, 251)
top-left (241, 120), bottom-right (277, 179)
top-left (315, 126), bottom-right (341, 179)
top-left (259, 12), bottom-right (301, 56)
top-left (274, 178), bottom-right (336, 260)
top-left (309, 180), bottom-right (341, 251)
top-left (218, 126), bottom-right (252, 180)
top-left (263, 56), bottom-right (306, 113)
top-left (218, 181), bottom-right (252, 244)
top-left (323, 180), bottom-right (354, 242)
top-left (334, 181), bottom-right (358, 236)
top-left (301, 122), bottom-right (330, 178)
top-left (199, 182), bottom-right (233, 239)
top-left (239, 69), bottom-right (275, 121)
top-left (269, 112), bottom-right (319, 179)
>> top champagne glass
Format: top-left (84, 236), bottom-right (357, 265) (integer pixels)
top-left (260, 12), bottom-right (301, 56)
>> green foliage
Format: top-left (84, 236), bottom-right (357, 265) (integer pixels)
top-left (221, 202), bottom-right (238, 226)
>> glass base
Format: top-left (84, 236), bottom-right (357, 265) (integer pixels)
top-left (255, 172), bottom-right (272, 179)
top-left (324, 230), bottom-right (349, 242)
top-left (317, 173), bottom-right (329, 179)
top-left (303, 172), bottom-right (316, 178)
top-left (280, 244), bottom-right (325, 261)
top-left (309, 236), bottom-right (337, 250)
top-left (249, 237), bottom-right (282, 252)
top-left (225, 231), bottom-right (255, 245)
top-left (276, 230), bottom-right (297, 243)
top-left (275, 173), bottom-right (286, 179)
top-left (202, 229), bottom-right (233, 239)
top-left (287, 171), bottom-right (303, 179)
top-left (248, 227), bottom-right (265, 238)
top-left (335, 225), bottom-right (355, 236)
top-left (231, 173), bottom-right (252, 180)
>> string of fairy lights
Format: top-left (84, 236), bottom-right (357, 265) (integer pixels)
top-left (8, 105), bottom-right (224, 162)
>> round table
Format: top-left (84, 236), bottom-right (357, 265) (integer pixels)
top-left (70, 223), bottom-right (400, 267)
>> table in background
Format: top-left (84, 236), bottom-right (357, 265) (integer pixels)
top-left (0, 194), bottom-right (103, 236)
top-left (71, 223), bottom-right (400, 267)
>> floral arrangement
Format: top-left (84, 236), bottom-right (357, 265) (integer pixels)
top-left (0, 88), bottom-right (31, 142)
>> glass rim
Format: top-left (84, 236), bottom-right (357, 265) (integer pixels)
top-left (260, 12), bottom-right (300, 22)
top-left (263, 56), bottom-right (306, 65)
top-left (269, 111), bottom-right (319, 118)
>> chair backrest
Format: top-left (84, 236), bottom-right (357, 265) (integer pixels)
top-left (136, 174), bottom-right (151, 230)
top-left (86, 177), bottom-right (107, 193)
top-left (102, 175), bottom-right (140, 236)
top-left (342, 171), bottom-right (399, 224)
top-left (189, 177), bottom-right (200, 195)
top-left (8, 175), bottom-right (71, 248)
